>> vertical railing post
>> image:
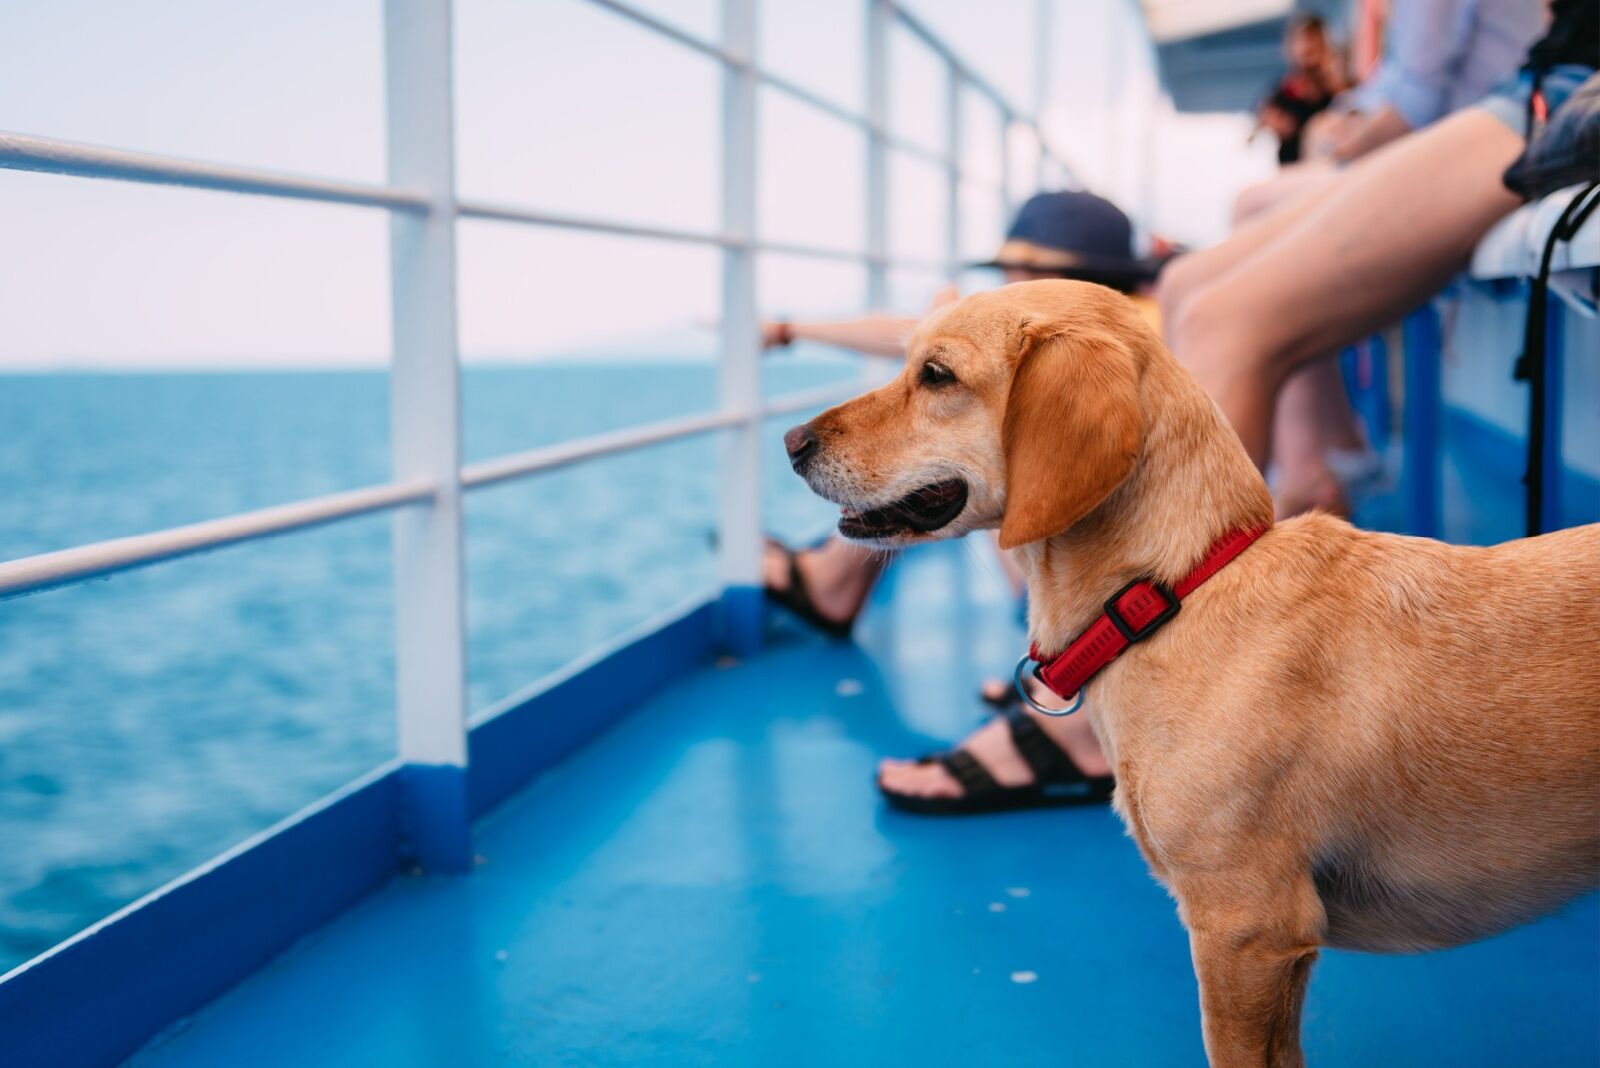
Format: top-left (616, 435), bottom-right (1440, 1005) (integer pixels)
top-left (997, 106), bottom-right (1015, 223)
top-left (384, 0), bottom-right (472, 872)
top-left (864, 0), bottom-right (890, 313)
top-left (1400, 304), bottom-right (1442, 539)
top-left (1032, 0), bottom-right (1051, 189)
top-left (943, 62), bottom-right (962, 286)
top-left (943, 58), bottom-right (977, 663)
top-left (857, 0), bottom-right (898, 400)
top-left (1536, 298), bottom-right (1566, 533)
top-left (716, 0), bottom-right (763, 656)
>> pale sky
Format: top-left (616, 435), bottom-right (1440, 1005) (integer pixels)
top-left (0, 0), bottom-right (1274, 369)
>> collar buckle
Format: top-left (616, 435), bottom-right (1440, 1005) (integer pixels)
top-left (1102, 578), bottom-right (1180, 644)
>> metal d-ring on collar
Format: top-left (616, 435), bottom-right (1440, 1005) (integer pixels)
top-left (1013, 654), bottom-right (1084, 717)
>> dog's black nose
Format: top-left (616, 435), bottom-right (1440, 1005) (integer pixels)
top-left (784, 424), bottom-right (818, 471)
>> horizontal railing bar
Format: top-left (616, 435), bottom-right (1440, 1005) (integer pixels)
top-left (0, 480), bottom-right (435, 600)
top-left (757, 72), bottom-right (968, 176)
top-left (460, 380), bottom-right (867, 492)
top-left (456, 197), bottom-right (954, 269)
top-left (885, 254), bottom-right (959, 272)
top-left (574, 0), bottom-right (1050, 182)
top-left (758, 238), bottom-right (870, 263)
top-left (456, 198), bottom-right (853, 258)
top-left (0, 132), bottom-right (1016, 262)
top-left (0, 15), bottom-right (1069, 224)
top-left (759, 381), bottom-right (863, 417)
top-left (582, 0), bottom-right (738, 67)
top-left (0, 131), bottom-right (431, 211)
top-left (581, 0), bottom-right (912, 152)
top-left (886, 135), bottom-right (954, 170)
top-left (875, 3), bottom-right (1076, 184)
top-left (758, 69), bottom-right (869, 130)
top-left (885, 3), bottom-right (1020, 124)
top-left (0, 382), bottom-right (873, 598)
top-left (457, 198), bottom-right (735, 246)
top-left (461, 409), bottom-right (743, 489)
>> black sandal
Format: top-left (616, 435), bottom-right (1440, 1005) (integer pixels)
top-left (764, 539), bottom-right (856, 640)
top-left (879, 710), bottom-right (1114, 815)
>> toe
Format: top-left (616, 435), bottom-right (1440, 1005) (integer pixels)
top-left (879, 761), bottom-right (962, 799)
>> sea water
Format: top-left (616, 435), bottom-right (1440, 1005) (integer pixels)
top-left (0, 357), bottom-right (855, 970)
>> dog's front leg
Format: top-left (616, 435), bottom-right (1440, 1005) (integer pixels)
top-left (1178, 874), bottom-right (1324, 1068)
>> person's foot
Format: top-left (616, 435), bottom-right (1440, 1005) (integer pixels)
top-left (977, 671), bottom-right (1061, 709)
top-left (877, 701), bottom-right (1111, 800)
top-left (979, 676), bottom-right (1015, 707)
top-left (762, 541), bottom-right (859, 630)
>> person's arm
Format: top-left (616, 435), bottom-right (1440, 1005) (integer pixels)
top-left (1326, 104), bottom-right (1413, 161)
top-left (763, 285), bottom-right (960, 360)
top-left (1302, 109), bottom-right (1358, 158)
top-left (1340, 0), bottom-right (1478, 138)
top-left (761, 313), bottom-right (920, 358)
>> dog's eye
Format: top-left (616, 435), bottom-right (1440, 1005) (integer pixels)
top-left (919, 361), bottom-right (956, 387)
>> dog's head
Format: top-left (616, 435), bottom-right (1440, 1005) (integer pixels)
top-left (786, 280), bottom-right (1157, 550)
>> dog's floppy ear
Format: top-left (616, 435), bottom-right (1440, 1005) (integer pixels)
top-left (998, 323), bottom-right (1142, 549)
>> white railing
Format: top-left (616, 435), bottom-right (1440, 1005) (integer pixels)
top-left (0, 0), bottom-right (1066, 869)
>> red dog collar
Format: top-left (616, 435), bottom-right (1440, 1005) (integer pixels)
top-left (1023, 524), bottom-right (1268, 710)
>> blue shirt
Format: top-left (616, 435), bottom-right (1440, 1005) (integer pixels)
top-left (1342, 0), bottom-right (1546, 128)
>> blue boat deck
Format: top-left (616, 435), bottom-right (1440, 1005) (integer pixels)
top-left (130, 427), bottom-right (1600, 1068)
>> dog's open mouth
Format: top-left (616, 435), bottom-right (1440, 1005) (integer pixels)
top-left (837, 479), bottom-right (968, 539)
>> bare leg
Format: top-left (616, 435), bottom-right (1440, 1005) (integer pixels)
top-left (1271, 358), bottom-right (1365, 517)
top-left (763, 536), bottom-right (888, 626)
top-left (1156, 173), bottom-right (1343, 334)
top-left (1169, 108), bottom-right (1524, 464)
top-left (1230, 160), bottom-right (1340, 229)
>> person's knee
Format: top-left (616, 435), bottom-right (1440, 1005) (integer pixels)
top-left (1168, 282), bottom-right (1248, 375)
top-left (1231, 181), bottom-right (1275, 230)
top-left (1154, 254), bottom-right (1204, 333)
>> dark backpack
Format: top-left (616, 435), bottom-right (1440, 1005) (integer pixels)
top-left (1504, 74), bottom-right (1600, 535)
top-left (1504, 73), bottom-right (1600, 200)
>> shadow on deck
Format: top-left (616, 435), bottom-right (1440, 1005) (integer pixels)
top-left (133, 435), bottom-right (1599, 1067)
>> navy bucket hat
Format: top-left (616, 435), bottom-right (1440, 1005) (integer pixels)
top-left (976, 191), bottom-right (1159, 291)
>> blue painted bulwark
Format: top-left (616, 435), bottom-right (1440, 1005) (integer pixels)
top-left (0, 598), bottom-right (722, 1067)
top-left (0, 767), bottom-right (403, 1068)
top-left (1341, 336), bottom-right (1391, 453)
top-left (715, 583), bottom-right (765, 658)
top-left (1400, 305), bottom-right (1443, 538)
top-left (1445, 406), bottom-right (1600, 530)
top-left (1538, 300), bottom-right (1566, 533)
top-left (397, 764), bottom-right (473, 873)
top-left (465, 596), bottom-right (717, 820)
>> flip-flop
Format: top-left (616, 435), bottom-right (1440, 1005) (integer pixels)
top-left (879, 710), bottom-right (1114, 815)
top-left (764, 540), bottom-right (857, 640)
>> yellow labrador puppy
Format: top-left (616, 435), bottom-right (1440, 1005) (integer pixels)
top-left (783, 279), bottom-right (1600, 1067)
